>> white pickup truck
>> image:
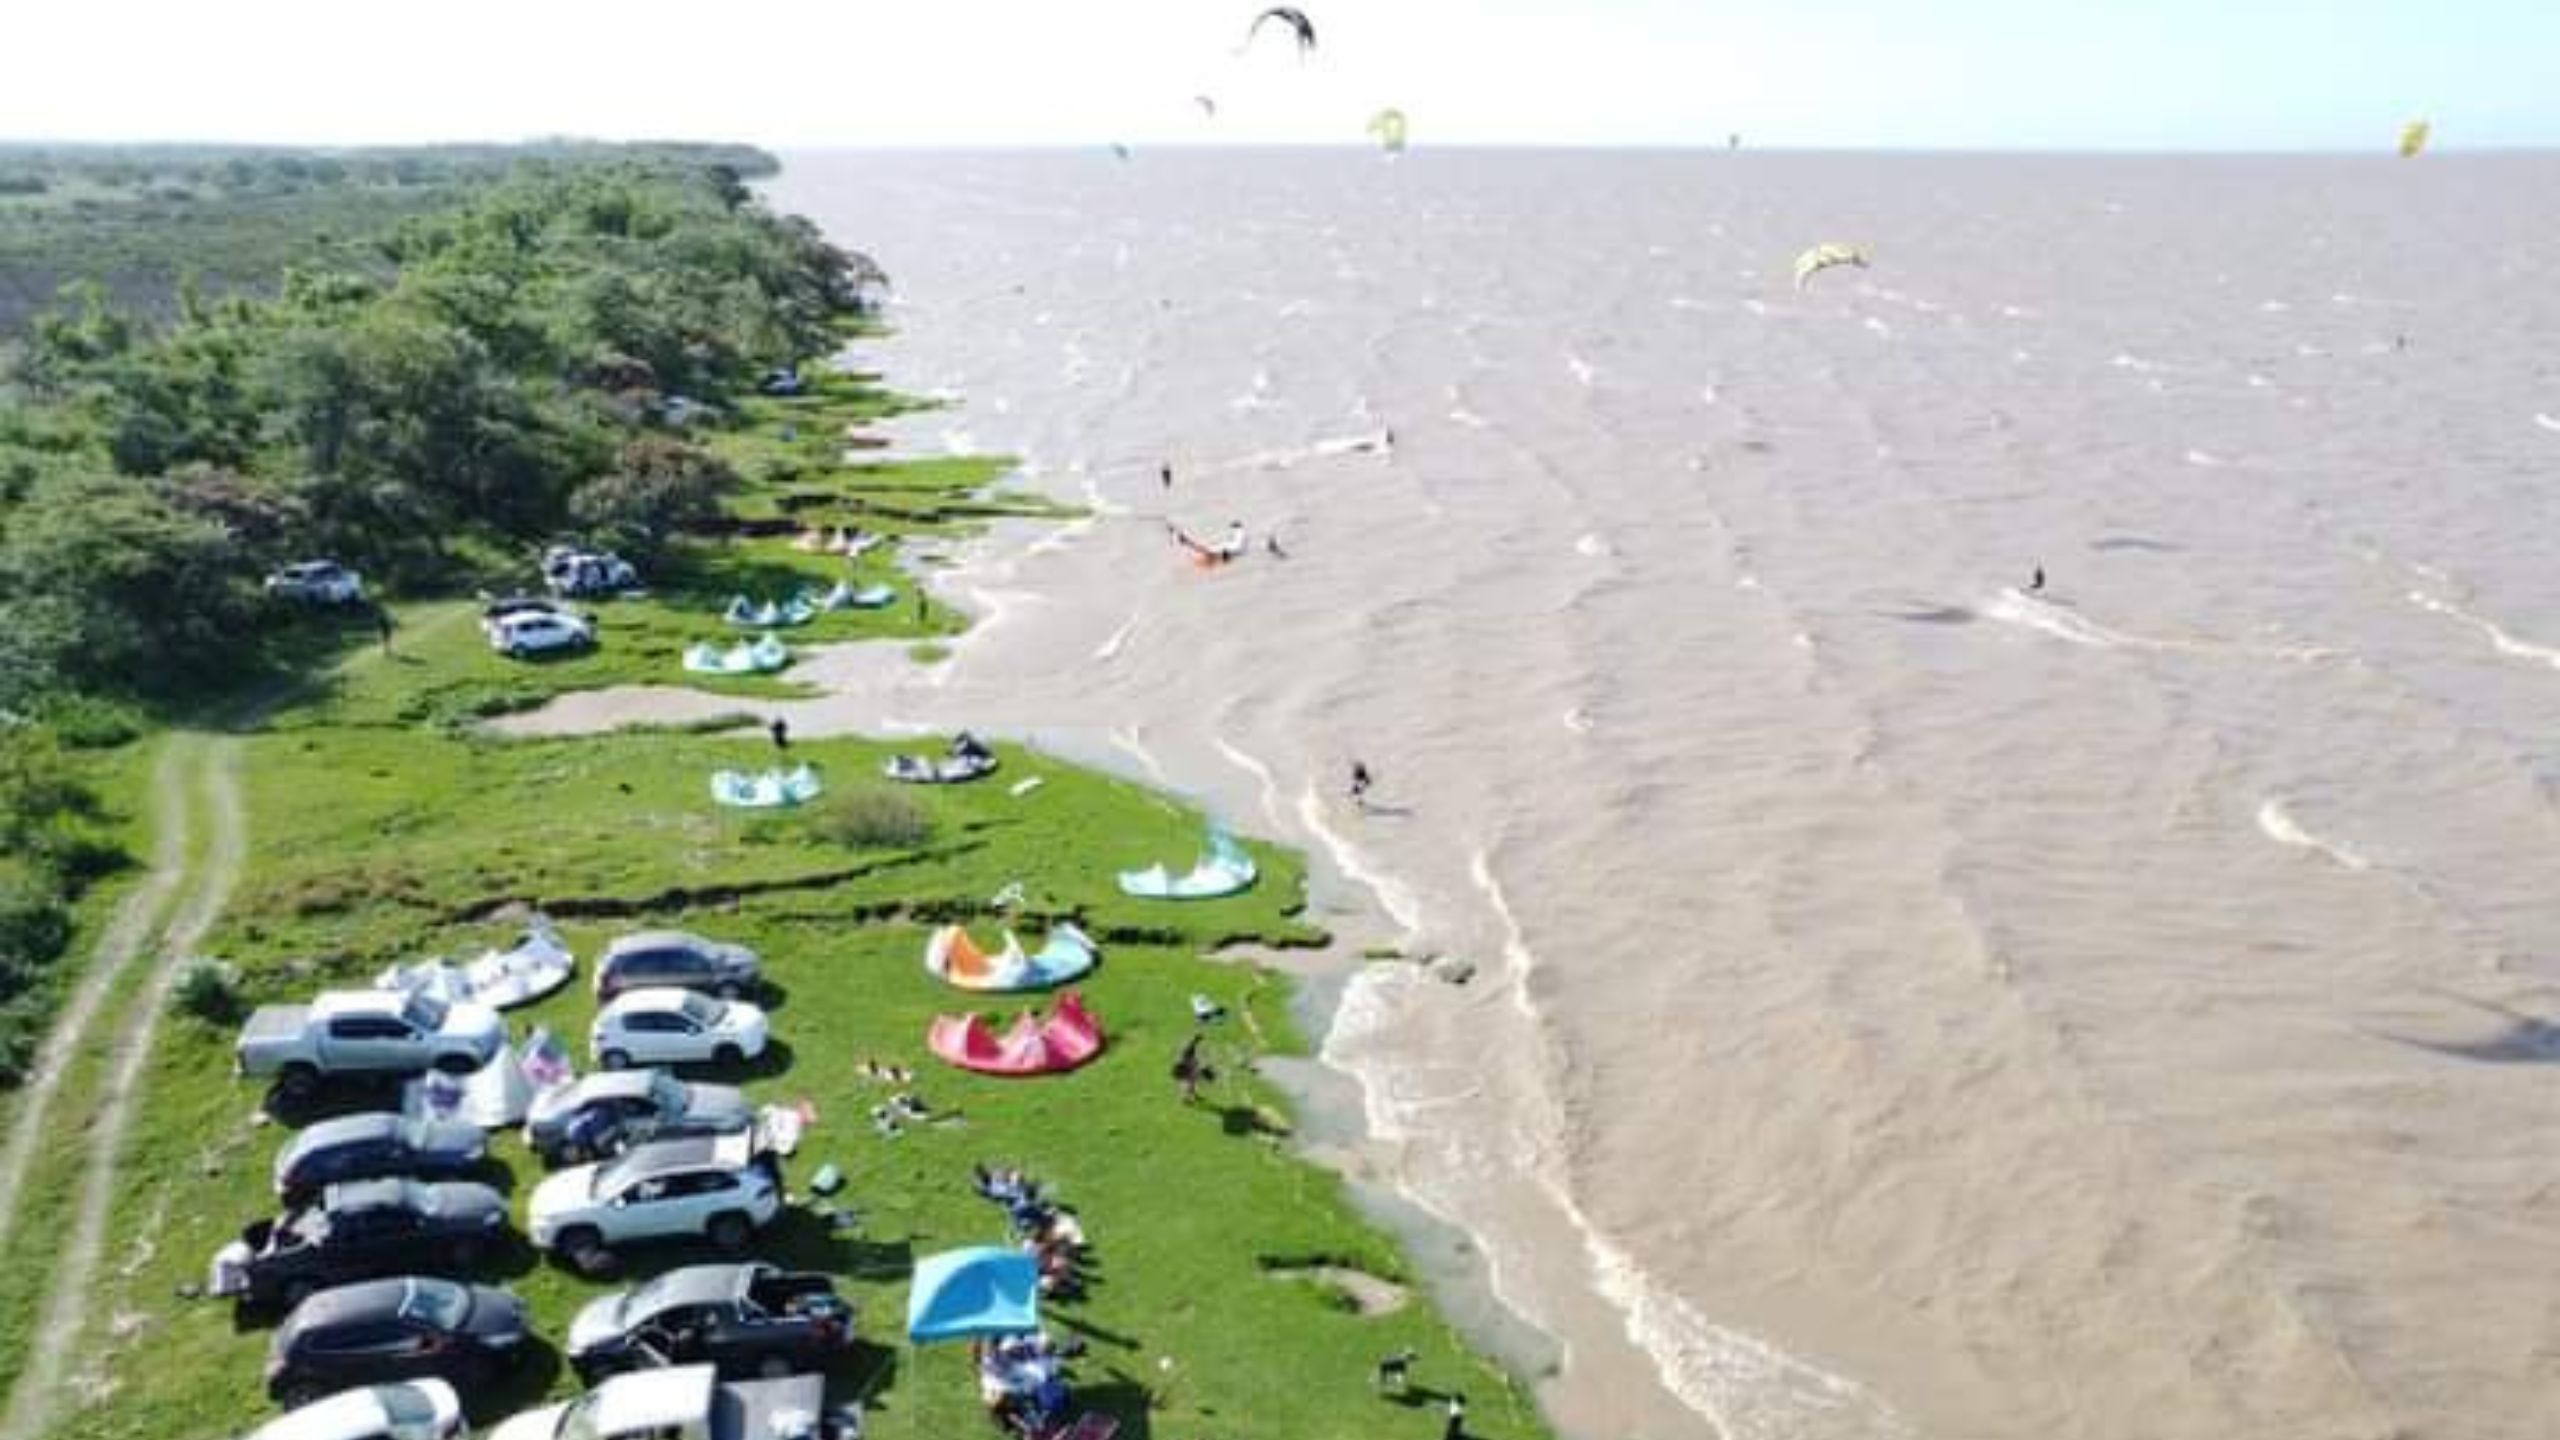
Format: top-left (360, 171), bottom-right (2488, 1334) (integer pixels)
top-left (489, 1365), bottom-right (854, 1440)
top-left (237, 991), bottom-right (507, 1100)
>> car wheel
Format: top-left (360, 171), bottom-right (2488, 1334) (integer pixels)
top-left (600, 1049), bottom-right (631, 1071)
top-left (561, 1229), bottom-right (614, 1277)
top-left (715, 980), bottom-right (744, 1001)
top-left (757, 1354), bottom-right (794, 1380)
top-left (707, 1212), bottom-right (751, 1253)
top-left (712, 1044), bottom-right (744, 1068)
top-left (277, 1064), bottom-right (320, 1102)
top-left (277, 1378), bottom-right (325, 1410)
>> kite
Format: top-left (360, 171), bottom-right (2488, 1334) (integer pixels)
top-left (1196, 95), bottom-right (1218, 119)
top-left (1111, 142), bottom-right (1133, 162)
top-left (1368, 107), bottom-right (1408, 154)
top-left (2398, 119), bottom-right (2430, 158)
top-left (1248, 7), bottom-right (1316, 57)
top-left (1792, 242), bottom-right (1868, 288)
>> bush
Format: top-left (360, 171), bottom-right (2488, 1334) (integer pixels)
top-left (172, 958), bottom-right (244, 1027)
top-left (36, 693), bottom-right (146, 749)
top-left (0, 859), bottom-right (72, 986)
top-left (812, 785), bottom-right (930, 850)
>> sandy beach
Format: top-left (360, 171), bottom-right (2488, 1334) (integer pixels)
top-left (503, 149), bottom-right (2560, 1440)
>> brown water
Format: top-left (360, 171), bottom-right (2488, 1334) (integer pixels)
top-left (523, 150), bottom-right (2560, 1440)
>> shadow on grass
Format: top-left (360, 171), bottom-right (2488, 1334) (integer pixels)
top-left (1076, 1377), bottom-right (1156, 1440)
top-left (762, 1207), bottom-right (914, 1281)
top-left (470, 1340), bottom-right (566, 1425)
top-left (1048, 1311), bottom-right (1142, 1354)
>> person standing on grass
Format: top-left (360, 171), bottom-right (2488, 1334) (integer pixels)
top-left (1172, 1033), bottom-right (1209, 1105)
top-left (374, 604), bottom-right (396, 655)
top-left (1443, 1392), bottom-right (1467, 1440)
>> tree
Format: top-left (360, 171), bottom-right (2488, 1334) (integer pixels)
top-left (569, 437), bottom-right (734, 564)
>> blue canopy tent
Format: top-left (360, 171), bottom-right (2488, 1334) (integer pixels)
top-left (906, 1246), bottom-right (1040, 1342)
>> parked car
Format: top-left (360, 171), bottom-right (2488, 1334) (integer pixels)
top-left (241, 1379), bottom-right (463, 1440)
top-left (591, 990), bottom-right (769, 1072)
top-left (565, 1263), bottom-right (853, 1382)
top-left (543, 545), bottom-right (640, 598)
top-left (211, 1179), bottom-right (509, 1311)
top-left (488, 609), bottom-right (595, 659)
top-left (595, 931), bottom-right (761, 1002)
top-left (524, 1070), bottom-right (753, 1166)
top-left (528, 1133), bottom-right (781, 1276)
top-left (266, 561), bottom-right (365, 606)
top-left (265, 1278), bottom-right (529, 1409)
top-left (489, 1365), bottom-right (846, 1440)
top-left (478, 595), bottom-right (574, 636)
top-left (274, 1114), bottom-right (487, 1202)
top-left (236, 991), bottom-right (506, 1101)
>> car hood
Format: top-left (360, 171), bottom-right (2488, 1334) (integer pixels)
top-left (487, 1401), bottom-right (568, 1440)
top-left (448, 1004), bottom-right (507, 1045)
top-left (462, 1286), bottom-right (530, 1342)
top-left (415, 1122), bottom-right (490, 1162)
top-left (566, 1292), bottom-right (628, 1356)
top-left (530, 1164), bottom-right (598, 1222)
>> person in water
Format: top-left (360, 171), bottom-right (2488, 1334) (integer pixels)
top-left (1266, 532), bottom-right (1287, 559)
top-left (1160, 462), bottom-right (1173, 489)
top-left (2028, 564), bottom-right (2046, 593)
top-left (1349, 761), bottom-right (1374, 807)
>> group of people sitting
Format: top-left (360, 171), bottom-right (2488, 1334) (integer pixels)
top-left (972, 1164), bottom-right (1091, 1301)
top-left (969, 1330), bottom-right (1086, 1438)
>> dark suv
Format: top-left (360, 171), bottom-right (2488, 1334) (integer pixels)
top-left (212, 1179), bottom-right (509, 1311)
top-left (594, 931), bottom-right (761, 1002)
top-left (266, 1277), bottom-right (529, 1409)
top-left (564, 1263), bottom-right (853, 1382)
top-left (274, 1113), bottom-right (487, 1202)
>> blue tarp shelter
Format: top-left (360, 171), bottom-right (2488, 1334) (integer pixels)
top-left (906, 1246), bottom-right (1040, 1342)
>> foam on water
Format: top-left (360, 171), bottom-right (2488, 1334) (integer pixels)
top-left (1575, 533), bottom-right (1614, 558)
top-left (1294, 781), bottom-right (1426, 939)
top-left (2256, 798), bottom-right (2370, 871)
top-left (1212, 735), bottom-right (1286, 830)
top-left (2408, 590), bottom-right (2560, 670)
top-left (1092, 615), bottom-right (1136, 662)
top-left (2535, 412), bottom-right (2560, 433)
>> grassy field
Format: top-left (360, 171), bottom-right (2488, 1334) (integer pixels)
top-left (17, 362), bottom-right (1552, 1440)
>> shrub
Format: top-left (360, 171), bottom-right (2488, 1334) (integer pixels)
top-left (0, 859), bottom-right (72, 986)
top-left (812, 785), bottom-right (930, 850)
top-left (172, 958), bottom-right (244, 1026)
top-left (36, 693), bottom-right (146, 749)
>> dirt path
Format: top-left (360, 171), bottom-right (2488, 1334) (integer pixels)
top-left (0, 733), bottom-right (245, 1440)
top-left (0, 736), bottom-right (196, 1262)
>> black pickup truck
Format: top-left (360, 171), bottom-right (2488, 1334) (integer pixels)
top-left (563, 1262), bottom-right (854, 1382)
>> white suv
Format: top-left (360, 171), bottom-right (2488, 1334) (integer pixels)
top-left (527, 1133), bottom-right (780, 1276)
top-left (488, 610), bottom-right (595, 659)
top-left (591, 990), bottom-right (769, 1071)
top-left (266, 561), bottom-right (365, 605)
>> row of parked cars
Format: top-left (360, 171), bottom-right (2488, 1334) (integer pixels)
top-left (225, 928), bottom-right (854, 1440)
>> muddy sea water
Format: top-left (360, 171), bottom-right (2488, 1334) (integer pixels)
top-left (758, 150), bottom-right (2560, 1440)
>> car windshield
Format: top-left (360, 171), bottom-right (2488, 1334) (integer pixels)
top-left (648, 1071), bottom-right (686, 1113)
top-left (679, 993), bottom-right (725, 1026)
top-left (397, 1278), bottom-right (469, 1330)
top-left (592, 1153), bottom-right (637, 1198)
top-left (399, 993), bottom-right (449, 1031)
top-left (381, 1383), bottom-right (439, 1428)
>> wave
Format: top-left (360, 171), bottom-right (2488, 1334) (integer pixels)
top-left (2256, 798), bottom-right (2369, 871)
top-left (2536, 412), bottom-right (2560, 434)
top-left (1979, 589), bottom-right (2138, 649)
top-left (1862, 316), bottom-right (1893, 338)
top-left (2407, 589), bottom-right (2560, 670)
top-left (1092, 614), bottom-right (1136, 662)
top-left (1575, 533), bottom-right (1614, 559)
top-left (2184, 449), bottom-right (2226, 468)
top-left (1293, 781), bottom-right (1426, 937)
top-left (1562, 707), bottom-right (1594, 734)
top-left (1212, 735), bottom-right (1286, 830)
top-left (1566, 352), bottom-right (1598, 388)
top-left (1106, 726), bottom-right (1166, 782)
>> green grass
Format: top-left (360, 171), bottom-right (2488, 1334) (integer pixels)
top-left (23, 369), bottom-right (1555, 1440)
top-left (56, 721), bottom-right (1548, 1440)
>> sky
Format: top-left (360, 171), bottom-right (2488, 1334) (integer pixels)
top-left (4, 0), bottom-right (2555, 151)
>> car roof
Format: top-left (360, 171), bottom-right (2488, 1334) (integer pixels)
top-left (593, 1366), bottom-right (717, 1437)
top-left (625, 1264), bottom-right (753, 1321)
top-left (606, 988), bottom-right (714, 1015)
top-left (311, 992), bottom-right (406, 1018)
top-left (573, 1070), bottom-right (665, 1102)
top-left (322, 1179), bottom-right (422, 1214)
top-left (245, 1384), bottom-right (396, 1440)
top-left (611, 1135), bottom-right (727, 1178)
top-left (278, 1277), bottom-right (418, 1338)
top-left (606, 931), bottom-right (715, 956)
top-left (295, 1112), bottom-right (407, 1149)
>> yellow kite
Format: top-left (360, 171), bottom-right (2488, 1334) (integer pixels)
top-left (2398, 119), bottom-right (2430, 158)
top-left (1793, 242), bottom-right (1868, 288)
top-left (1368, 108), bottom-right (1409, 154)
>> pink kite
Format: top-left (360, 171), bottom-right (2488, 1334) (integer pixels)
top-left (928, 993), bottom-right (1106, 1077)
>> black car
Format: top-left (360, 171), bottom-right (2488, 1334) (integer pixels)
top-left (563, 1263), bottom-right (853, 1382)
top-left (212, 1179), bottom-right (509, 1310)
top-left (523, 1070), bottom-right (754, 1167)
top-left (594, 931), bottom-right (761, 1003)
top-left (266, 1277), bottom-right (530, 1408)
top-left (275, 1113), bottom-right (487, 1201)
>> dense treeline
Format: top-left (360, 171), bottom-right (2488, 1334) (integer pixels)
top-left (0, 144), bottom-right (880, 1081)
top-left (0, 142), bottom-right (779, 332)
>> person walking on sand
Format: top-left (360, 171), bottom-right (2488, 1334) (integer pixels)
top-left (769, 716), bottom-right (790, 752)
top-left (1349, 761), bottom-right (1374, 809)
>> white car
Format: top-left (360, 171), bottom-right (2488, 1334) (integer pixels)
top-left (488, 610), bottom-right (595, 659)
top-left (488, 1365), bottom-right (838, 1440)
top-left (243, 1380), bottom-right (462, 1440)
top-left (266, 561), bottom-right (365, 606)
top-left (591, 989), bottom-right (769, 1071)
top-left (527, 1133), bottom-right (781, 1274)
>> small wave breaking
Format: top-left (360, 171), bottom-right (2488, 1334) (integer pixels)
top-left (2256, 798), bottom-right (2369, 871)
